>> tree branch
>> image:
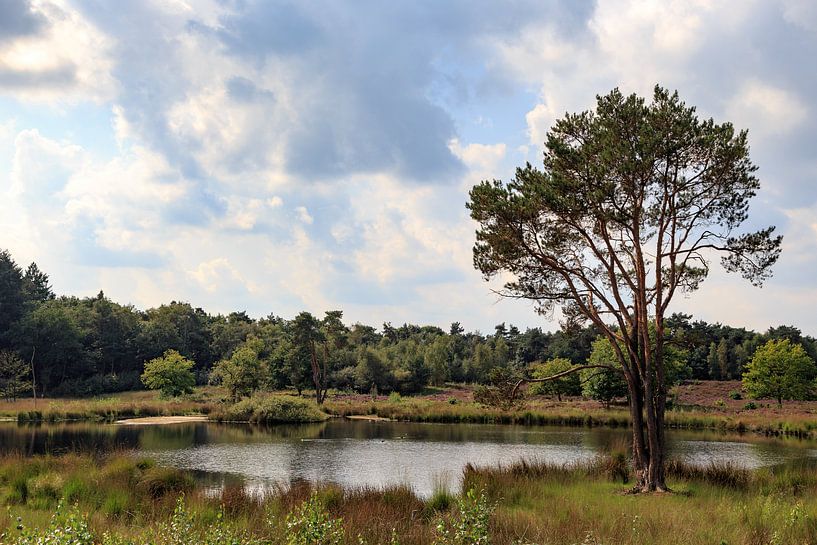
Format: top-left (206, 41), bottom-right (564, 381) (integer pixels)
top-left (510, 364), bottom-right (622, 400)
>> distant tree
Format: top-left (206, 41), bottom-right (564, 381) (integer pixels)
top-left (449, 322), bottom-right (465, 336)
top-left (141, 349), bottom-right (195, 398)
top-left (474, 367), bottom-right (524, 410)
top-left (717, 338), bottom-right (730, 379)
top-left (348, 323), bottom-right (379, 346)
top-left (137, 302), bottom-right (213, 376)
top-left (288, 311), bottom-right (344, 404)
top-left (581, 338), bottom-right (627, 408)
top-left (424, 336), bottom-right (450, 386)
top-left (354, 347), bottom-right (392, 393)
top-left (13, 301), bottom-right (87, 395)
top-left (22, 262), bottom-right (54, 303)
top-left (743, 339), bottom-right (816, 407)
top-left (0, 350), bottom-right (31, 400)
top-left (707, 342), bottom-right (720, 380)
top-left (210, 337), bottom-right (265, 401)
top-left (528, 358), bottom-right (581, 401)
top-left (209, 311), bottom-right (257, 362)
top-left (0, 250), bottom-right (26, 349)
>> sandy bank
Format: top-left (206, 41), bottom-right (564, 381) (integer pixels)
top-left (116, 415), bottom-right (209, 425)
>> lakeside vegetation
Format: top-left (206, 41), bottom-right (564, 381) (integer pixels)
top-left (5, 382), bottom-right (817, 441)
top-left (2, 452), bottom-right (817, 544)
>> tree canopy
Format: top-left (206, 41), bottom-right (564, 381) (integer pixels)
top-left (468, 85), bottom-right (782, 491)
top-left (141, 350), bottom-right (196, 398)
top-left (743, 339), bottom-right (816, 406)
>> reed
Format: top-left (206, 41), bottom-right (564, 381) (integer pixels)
top-left (4, 453), bottom-right (817, 544)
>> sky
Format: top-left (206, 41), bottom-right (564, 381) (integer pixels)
top-left (1, 0), bottom-right (816, 335)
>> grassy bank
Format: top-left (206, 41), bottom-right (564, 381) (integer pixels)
top-left (0, 390), bottom-right (218, 423)
top-left (324, 395), bottom-right (817, 439)
top-left (2, 453), bottom-right (817, 544)
top-left (4, 382), bottom-right (817, 436)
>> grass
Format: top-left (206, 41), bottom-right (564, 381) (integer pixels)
top-left (1, 390), bottom-right (218, 423)
top-left (324, 395), bottom-right (817, 439)
top-left (3, 453), bottom-right (817, 543)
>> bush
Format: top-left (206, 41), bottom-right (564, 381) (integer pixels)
top-left (141, 350), bottom-right (196, 398)
top-left (213, 394), bottom-right (327, 424)
top-left (284, 492), bottom-right (344, 545)
top-left (433, 488), bottom-right (493, 545)
top-left (729, 390), bottom-right (742, 400)
top-left (10, 500), bottom-right (95, 545)
top-left (744, 401), bottom-right (758, 410)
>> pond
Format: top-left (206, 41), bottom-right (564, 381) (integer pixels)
top-left (1, 419), bottom-right (815, 497)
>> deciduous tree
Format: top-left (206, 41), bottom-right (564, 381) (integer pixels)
top-left (743, 339), bottom-right (816, 407)
top-left (141, 349), bottom-right (195, 398)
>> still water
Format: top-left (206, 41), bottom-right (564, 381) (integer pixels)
top-left (2, 420), bottom-right (816, 497)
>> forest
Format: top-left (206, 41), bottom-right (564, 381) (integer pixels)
top-left (2, 248), bottom-right (815, 400)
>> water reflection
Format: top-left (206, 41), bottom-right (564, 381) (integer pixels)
top-left (1, 420), bottom-right (815, 497)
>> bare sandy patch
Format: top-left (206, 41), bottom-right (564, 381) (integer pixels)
top-left (345, 414), bottom-right (394, 422)
top-left (116, 415), bottom-right (209, 425)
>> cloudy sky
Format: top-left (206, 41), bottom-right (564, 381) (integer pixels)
top-left (1, 0), bottom-right (816, 334)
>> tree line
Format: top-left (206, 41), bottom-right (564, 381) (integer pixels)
top-left (0, 248), bottom-right (815, 401)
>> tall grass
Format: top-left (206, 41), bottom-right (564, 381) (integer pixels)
top-left (4, 453), bottom-right (817, 544)
top-left (2, 391), bottom-right (216, 423)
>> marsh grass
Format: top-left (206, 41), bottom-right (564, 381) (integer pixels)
top-left (324, 396), bottom-right (817, 440)
top-left (4, 452), bottom-right (817, 544)
top-left (2, 390), bottom-right (217, 423)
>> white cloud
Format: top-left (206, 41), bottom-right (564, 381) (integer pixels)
top-left (188, 257), bottom-right (255, 294)
top-left (295, 206), bottom-right (313, 225)
top-left (1, 0), bottom-right (816, 335)
top-left (0, 0), bottom-right (115, 103)
top-left (448, 139), bottom-right (506, 175)
top-left (726, 80), bottom-right (808, 139)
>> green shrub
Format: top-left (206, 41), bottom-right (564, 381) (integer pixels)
top-left (729, 390), bottom-right (742, 400)
top-left (141, 350), bottom-right (196, 398)
top-left (433, 488), bottom-right (493, 545)
top-left (284, 492), bottom-right (344, 545)
top-left (744, 401), bottom-right (758, 410)
top-left (10, 500), bottom-right (95, 545)
top-left (214, 394), bottom-right (327, 424)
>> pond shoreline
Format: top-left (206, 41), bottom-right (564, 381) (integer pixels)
top-left (116, 415), bottom-right (209, 425)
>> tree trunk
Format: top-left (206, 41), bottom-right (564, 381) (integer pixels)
top-left (625, 359), bottom-right (668, 493)
top-left (630, 390), bottom-right (669, 492)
